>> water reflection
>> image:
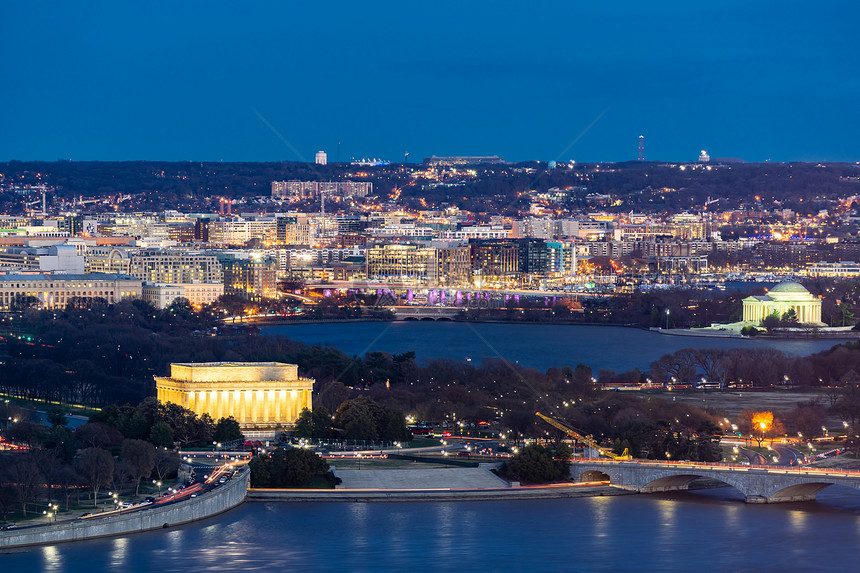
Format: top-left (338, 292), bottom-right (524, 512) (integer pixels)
top-left (10, 496), bottom-right (860, 572)
top-left (109, 537), bottom-right (128, 570)
top-left (41, 544), bottom-right (60, 573)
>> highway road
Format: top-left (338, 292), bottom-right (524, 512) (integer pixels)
top-left (772, 444), bottom-right (806, 466)
top-left (738, 447), bottom-right (768, 465)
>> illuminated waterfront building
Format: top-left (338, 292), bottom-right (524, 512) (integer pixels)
top-left (741, 281), bottom-right (822, 324)
top-left (155, 362), bottom-right (314, 431)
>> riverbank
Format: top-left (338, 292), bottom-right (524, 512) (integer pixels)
top-left (247, 484), bottom-right (631, 502)
top-left (0, 467), bottom-right (249, 551)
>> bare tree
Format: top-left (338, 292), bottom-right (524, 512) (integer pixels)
top-left (76, 448), bottom-right (114, 507)
top-left (694, 349), bottom-right (728, 385)
top-left (113, 460), bottom-right (137, 496)
top-left (56, 465), bottom-right (82, 511)
top-left (7, 456), bottom-right (44, 517)
top-left (153, 448), bottom-right (180, 481)
top-left (121, 439), bottom-right (156, 495)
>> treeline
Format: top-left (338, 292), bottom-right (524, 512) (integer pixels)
top-left (248, 448), bottom-right (334, 488)
top-left (0, 398), bottom-right (242, 521)
top-left (642, 343), bottom-right (860, 388)
top-left (4, 160), bottom-right (858, 216)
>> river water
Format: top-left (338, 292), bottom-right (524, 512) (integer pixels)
top-left (262, 322), bottom-right (849, 372)
top-left (5, 486), bottom-right (860, 572)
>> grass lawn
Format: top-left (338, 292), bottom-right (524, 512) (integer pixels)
top-left (329, 458), bottom-right (443, 470)
top-left (0, 392), bottom-right (100, 418)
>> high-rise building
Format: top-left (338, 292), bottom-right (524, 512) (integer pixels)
top-left (271, 181), bottom-right (372, 201)
top-left (129, 250), bottom-right (223, 284)
top-left (315, 151), bottom-right (327, 165)
top-left (276, 215), bottom-right (311, 245)
top-left (220, 255), bottom-right (279, 301)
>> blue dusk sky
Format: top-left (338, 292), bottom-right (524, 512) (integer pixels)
top-left (2, 1), bottom-right (858, 163)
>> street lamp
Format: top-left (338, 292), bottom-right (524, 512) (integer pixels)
top-left (665, 308), bottom-right (670, 329)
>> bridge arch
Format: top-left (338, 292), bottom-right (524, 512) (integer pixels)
top-left (765, 482), bottom-right (834, 503)
top-left (579, 470), bottom-right (610, 483)
top-left (640, 474), bottom-right (705, 493)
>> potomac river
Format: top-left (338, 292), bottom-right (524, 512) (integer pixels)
top-left (5, 487), bottom-right (860, 571)
top-left (261, 321), bottom-right (850, 372)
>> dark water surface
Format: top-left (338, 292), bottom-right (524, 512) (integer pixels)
top-left (262, 322), bottom-right (849, 372)
top-left (5, 487), bottom-right (860, 572)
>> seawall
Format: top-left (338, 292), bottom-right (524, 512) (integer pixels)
top-left (246, 484), bottom-right (631, 503)
top-left (0, 467), bottom-right (249, 550)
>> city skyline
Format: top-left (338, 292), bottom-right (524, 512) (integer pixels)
top-left (2, 1), bottom-right (858, 164)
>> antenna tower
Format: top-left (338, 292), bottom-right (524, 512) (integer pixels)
top-left (638, 135), bottom-right (644, 161)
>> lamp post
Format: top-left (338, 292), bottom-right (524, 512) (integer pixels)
top-left (665, 308), bottom-right (670, 329)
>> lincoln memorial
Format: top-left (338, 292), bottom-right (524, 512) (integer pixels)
top-left (155, 362), bottom-right (314, 430)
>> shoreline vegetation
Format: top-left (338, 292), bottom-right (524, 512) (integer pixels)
top-left (245, 315), bottom-right (860, 340)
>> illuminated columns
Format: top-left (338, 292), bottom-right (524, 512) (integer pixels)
top-left (290, 390), bottom-right (298, 420)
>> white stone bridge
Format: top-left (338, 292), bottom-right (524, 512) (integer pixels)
top-left (571, 459), bottom-right (860, 503)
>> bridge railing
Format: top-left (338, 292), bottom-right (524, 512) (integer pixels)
top-left (571, 458), bottom-right (860, 478)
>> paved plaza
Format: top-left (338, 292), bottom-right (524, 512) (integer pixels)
top-left (333, 467), bottom-right (510, 489)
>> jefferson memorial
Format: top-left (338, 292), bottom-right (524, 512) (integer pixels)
top-left (742, 281), bottom-right (822, 325)
top-left (155, 362), bottom-right (314, 431)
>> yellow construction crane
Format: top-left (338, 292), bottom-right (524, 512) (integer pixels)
top-left (535, 411), bottom-right (631, 461)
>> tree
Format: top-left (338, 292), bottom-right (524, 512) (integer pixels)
top-left (839, 303), bottom-right (855, 327)
top-left (113, 460), bottom-right (137, 494)
top-left (121, 439), bottom-right (156, 495)
top-left (7, 456), bottom-right (44, 516)
top-left (311, 406), bottom-right (332, 439)
top-left (76, 447), bottom-right (114, 507)
top-left (149, 421), bottom-right (175, 449)
top-left (249, 447), bottom-right (329, 488)
top-left (6, 421), bottom-right (42, 449)
top-left (554, 443), bottom-right (573, 479)
top-left (836, 383), bottom-right (860, 429)
top-left (505, 444), bottom-right (565, 483)
top-left (153, 448), bottom-right (180, 481)
top-left (381, 409), bottom-right (410, 442)
top-left (738, 410), bottom-right (780, 447)
top-left (74, 422), bottom-right (124, 450)
top-left (56, 465), bottom-right (82, 510)
top-left (47, 407), bottom-right (68, 428)
top-left (0, 479), bottom-right (16, 523)
top-left (213, 416), bottom-right (243, 443)
top-left (294, 408), bottom-right (314, 438)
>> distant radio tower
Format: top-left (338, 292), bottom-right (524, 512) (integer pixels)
top-left (638, 135), bottom-right (645, 161)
